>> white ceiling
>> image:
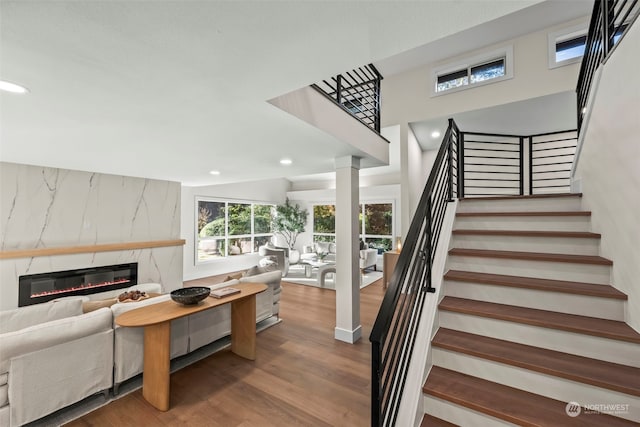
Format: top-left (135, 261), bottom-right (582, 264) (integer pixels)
top-left (0, 1), bottom-right (590, 186)
top-left (411, 91), bottom-right (578, 150)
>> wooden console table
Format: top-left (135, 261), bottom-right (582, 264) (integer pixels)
top-left (116, 282), bottom-right (267, 411)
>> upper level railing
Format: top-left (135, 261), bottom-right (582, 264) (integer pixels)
top-left (577, 0), bottom-right (639, 133)
top-left (313, 64), bottom-right (383, 132)
top-left (457, 129), bottom-right (578, 197)
top-left (370, 118), bottom-right (459, 427)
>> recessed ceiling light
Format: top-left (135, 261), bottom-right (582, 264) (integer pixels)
top-left (431, 131), bottom-right (441, 139)
top-left (0, 80), bottom-right (29, 94)
top-left (209, 170), bottom-right (221, 175)
top-left (280, 158), bottom-right (292, 165)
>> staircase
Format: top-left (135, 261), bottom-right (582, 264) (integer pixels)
top-left (421, 193), bottom-right (640, 426)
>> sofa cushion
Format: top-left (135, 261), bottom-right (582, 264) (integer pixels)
top-left (0, 299), bottom-right (84, 334)
top-left (245, 264), bottom-right (277, 277)
top-left (82, 298), bottom-right (117, 313)
top-left (315, 241), bottom-right (330, 254)
top-left (0, 308), bottom-right (112, 374)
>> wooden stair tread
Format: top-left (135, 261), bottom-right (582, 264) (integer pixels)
top-left (423, 366), bottom-right (636, 426)
top-left (459, 193), bottom-right (582, 202)
top-left (420, 414), bottom-right (458, 427)
top-left (444, 270), bottom-right (626, 299)
top-left (433, 328), bottom-right (640, 396)
top-left (439, 297), bottom-right (640, 343)
top-left (448, 248), bottom-right (613, 265)
top-left (452, 229), bottom-right (601, 238)
top-left (456, 210), bottom-right (591, 217)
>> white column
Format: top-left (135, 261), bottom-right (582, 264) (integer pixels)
top-left (334, 155), bottom-right (361, 343)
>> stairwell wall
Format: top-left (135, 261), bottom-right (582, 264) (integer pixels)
top-left (573, 21), bottom-right (640, 332)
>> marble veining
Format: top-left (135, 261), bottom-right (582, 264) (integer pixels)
top-left (0, 162), bottom-right (183, 309)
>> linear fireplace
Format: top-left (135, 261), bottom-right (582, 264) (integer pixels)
top-left (18, 263), bottom-right (138, 307)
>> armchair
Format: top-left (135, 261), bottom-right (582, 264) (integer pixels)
top-left (359, 248), bottom-right (378, 272)
top-left (258, 244), bottom-right (289, 276)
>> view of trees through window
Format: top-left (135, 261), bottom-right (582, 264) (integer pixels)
top-left (197, 199), bottom-right (273, 262)
top-left (312, 202), bottom-right (393, 253)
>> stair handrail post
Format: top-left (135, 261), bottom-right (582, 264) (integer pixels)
top-left (528, 136), bottom-right (533, 195)
top-left (447, 118), bottom-right (454, 202)
top-left (519, 136), bottom-right (525, 196)
top-left (458, 132), bottom-right (465, 198)
top-left (371, 340), bottom-right (381, 426)
top-left (336, 74), bottom-right (342, 105)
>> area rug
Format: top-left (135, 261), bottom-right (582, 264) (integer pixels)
top-left (284, 264), bottom-right (382, 289)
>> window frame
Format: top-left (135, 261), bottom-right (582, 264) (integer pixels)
top-left (195, 197), bottom-right (274, 265)
top-left (311, 201), bottom-right (395, 253)
top-left (431, 46), bottom-right (514, 97)
top-left (548, 23), bottom-right (588, 69)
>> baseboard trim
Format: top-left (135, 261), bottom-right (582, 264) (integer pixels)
top-left (335, 325), bottom-right (362, 343)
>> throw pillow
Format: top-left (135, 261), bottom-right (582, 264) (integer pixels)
top-left (224, 272), bottom-right (243, 282)
top-left (259, 256), bottom-right (277, 267)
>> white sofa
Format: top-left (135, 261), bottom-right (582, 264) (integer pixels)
top-left (0, 298), bottom-right (113, 427)
top-left (0, 267), bottom-right (282, 425)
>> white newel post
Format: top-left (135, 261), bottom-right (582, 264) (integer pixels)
top-left (334, 156), bottom-right (362, 343)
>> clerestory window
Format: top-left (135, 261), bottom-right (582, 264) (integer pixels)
top-left (432, 46), bottom-right (513, 96)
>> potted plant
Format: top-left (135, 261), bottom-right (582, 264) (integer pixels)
top-left (272, 199), bottom-right (308, 263)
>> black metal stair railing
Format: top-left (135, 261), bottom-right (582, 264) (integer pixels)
top-left (312, 64), bottom-right (383, 132)
top-left (456, 129), bottom-right (578, 197)
top-left (577, 0), bottom-right (639, 133)
top-left (369, 118), bottom-right (459, 427)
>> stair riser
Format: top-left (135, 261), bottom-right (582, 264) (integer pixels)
top-left (454, 216), bottom-right (592, 231)
top-left (443, 281), bottom-right (624, 321)
top-left (438, 311), bottom-right (640, 367)
top-left (423, 395), bottom-right (516, 427)
top-left (451, 235), bottom-right (600, 256)
top-left (432, 349), bottom-right (640, 423)
top-left (447, 256), bottom-right (611, 284)
top-left (458, 197), bottom-right (582, 213)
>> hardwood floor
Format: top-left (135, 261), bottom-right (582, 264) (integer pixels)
top-left (66, 280), bottom-right (385, 426)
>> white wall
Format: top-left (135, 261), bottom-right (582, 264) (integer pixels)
top-left (573, 22), bottom-right (640, 332)
top-left (382, 16), bottom-right (586, 127)
top-left (0, 162), bottom-right (182, 309)
top-left (181, 178), bottom-right (290, 281)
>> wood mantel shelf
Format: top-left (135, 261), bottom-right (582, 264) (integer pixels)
top-left (0, 239), bottom-right (186, 260)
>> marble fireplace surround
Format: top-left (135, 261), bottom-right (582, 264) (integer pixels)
top-left (0, 162), bottom-right (184, 310)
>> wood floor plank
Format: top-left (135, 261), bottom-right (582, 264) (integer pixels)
top-left (65, 279), bottom-right (385, 426)
top-left (420, 413), bottom-right (459, 426)
top-left (424, 366), bottom-right (636, 427)
top-left (433, 328), bottom-right (640, 396)
top-left (444, 270), bottom-right (627, 299)
top-left (456, 210), bottom-right (591, 217)
top-left (439, 296), bottom-right (640, 343)
top-left (452, 229), bottom-right (601, 238)
top-left (448, 248), bottom-right (613, 265)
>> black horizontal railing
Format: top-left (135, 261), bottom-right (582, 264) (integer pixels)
top-left (370, 118), bottom-right (458, 427)
top-left (313, 64), bottom-right (383, 132)
top-left (577, 0), bottom-right (639, 133)
top-left (457, 129), bottom-right (577, 197)
top-left (529, 130), bottom-right (578, 194)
